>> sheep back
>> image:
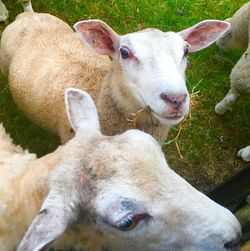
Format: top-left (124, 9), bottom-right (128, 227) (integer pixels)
top-left (0, 12), bottom-right (111, 142)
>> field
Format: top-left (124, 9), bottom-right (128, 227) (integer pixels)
top-left (0, 0), bottom-right (249, 194)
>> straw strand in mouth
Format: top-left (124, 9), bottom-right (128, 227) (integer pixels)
top-left (124, 105), bottom-right (158, 128)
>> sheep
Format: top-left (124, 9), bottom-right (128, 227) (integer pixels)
top-left (215, 2), bottom-right (250, 161)
top-left (0, 11), bottom-right (230, 144)
top-left (215, 2), bottom-right (250, 52)
top-left (0, 0), bottom-right (33, 21)
top-left (0, 87), bottom-right (242, 251)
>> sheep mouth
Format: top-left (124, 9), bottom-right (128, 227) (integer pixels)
top-left (163, 115), bottom-right (183, 120)
top-left (137, 95), bottom-right (186, 126)
top-left (152, 112), bottom-right (185, 126)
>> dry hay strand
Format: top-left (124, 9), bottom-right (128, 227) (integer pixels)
top-left (164, 81), bottom-right (202, 159)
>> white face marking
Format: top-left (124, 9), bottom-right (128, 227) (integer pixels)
top-left (116, 30), bottom-right (190, 126)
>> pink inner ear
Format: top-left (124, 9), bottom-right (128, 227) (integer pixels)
top-left (182, 21), bottom-right (230, 52)
top-left (186, 22), bottom-right (229, 45)
top-left (88, 28), bottom-right (115, 52)
top-left (76, 22), bottom-right (116, 55)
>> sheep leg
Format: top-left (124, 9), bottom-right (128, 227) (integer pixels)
top-left (19, 0), bottom-right (33, 12)
top-left (214, 88), bottom-right (239, 115)
top-left (0, 0), bottom-right (8, 22)
top-left (237, 146), bottom-right (250, 161)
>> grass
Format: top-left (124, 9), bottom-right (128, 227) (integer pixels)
top-left (0, 0), bottom-right (249, 195)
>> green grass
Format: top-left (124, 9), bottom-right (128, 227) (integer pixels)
top-left (0, 0), bottom-right (249, 194)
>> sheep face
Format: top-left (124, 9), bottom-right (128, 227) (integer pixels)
top-left (18, 89), bottom-right (241, 251)
top-left (84, 130), bottom-right (241, 251)
top-left (74, 20), bottom-right (230, 127)
top-left (114, 29), bottom-right (190, 127)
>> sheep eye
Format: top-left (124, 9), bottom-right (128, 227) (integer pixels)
top-left (120, 47), bottom-right (131, 59)
top-left (115, 213), bottom-right (148, 231)
top-left (117, 215), bottom-right (134, 231)
top-left (183, 44), bottom-right (189, 57)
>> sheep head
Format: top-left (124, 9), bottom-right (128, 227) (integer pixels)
top-left (74, 20), bottom-right (230, 128)
top-left (18, 88), bottom-right (241, 251)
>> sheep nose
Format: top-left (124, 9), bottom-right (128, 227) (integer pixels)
top-left (160, 93), bottom-right (187, 110)
top-left (224, 234), bottom-right (242, 251)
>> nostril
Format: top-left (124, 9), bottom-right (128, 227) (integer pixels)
top-left (173, 100), bottom-right (178, 104)
top-left (173, 100), bottom-right (181, 109)
top-left (160, 93), bottom-right (169, 102)
top-left (224, 235), bottom-right (242, 250)
top-left (160, 93), bottom-right (187, 109)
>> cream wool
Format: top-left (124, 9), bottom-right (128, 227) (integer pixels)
top-left (0, 124), bottom-right (58, 251)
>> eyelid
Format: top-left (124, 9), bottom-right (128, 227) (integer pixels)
top-left (119, 45), bottom-right (139, 64)
top-left (119, 43), bottom-right (130, 49)
top-left (120, 46), bottom-right (131, 59)
top-left (119, 45), bottom-right (130, 52)
top-left (114, 213), bottom-right (148, 231)
top-left (119, 44), bottom-right (137, 56)
top-left (133, 213), bottom-right (148, 225)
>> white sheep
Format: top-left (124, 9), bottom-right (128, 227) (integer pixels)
top-left (215, 2), bottom-right (250, 161)
top-left (0, 11), bottom-right (230, 144)
top-left (0, 0), bottom-right (33, 21)
top-left (0, 87), bottom-right (241, 251)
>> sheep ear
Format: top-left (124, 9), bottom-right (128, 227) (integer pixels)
top-left (17, 194), bottom-right (77, 251)
top-left (179, 20), bottom-right (231, 52)
top-left (218, 18), bottom-right (232, 38)
top-left (65, 88), bottom-right (100, 133)
top-left (74, 19), bottom-right (120, 56)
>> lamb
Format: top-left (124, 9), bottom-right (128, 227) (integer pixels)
top-left (0, 87), bottom-right (242, 251)
top-left (215, 2), bottom-right (250, 161)
top-left (0, 0), bottom-right (33, 21)
top-left (0, 11), bottom-right (230, 144)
